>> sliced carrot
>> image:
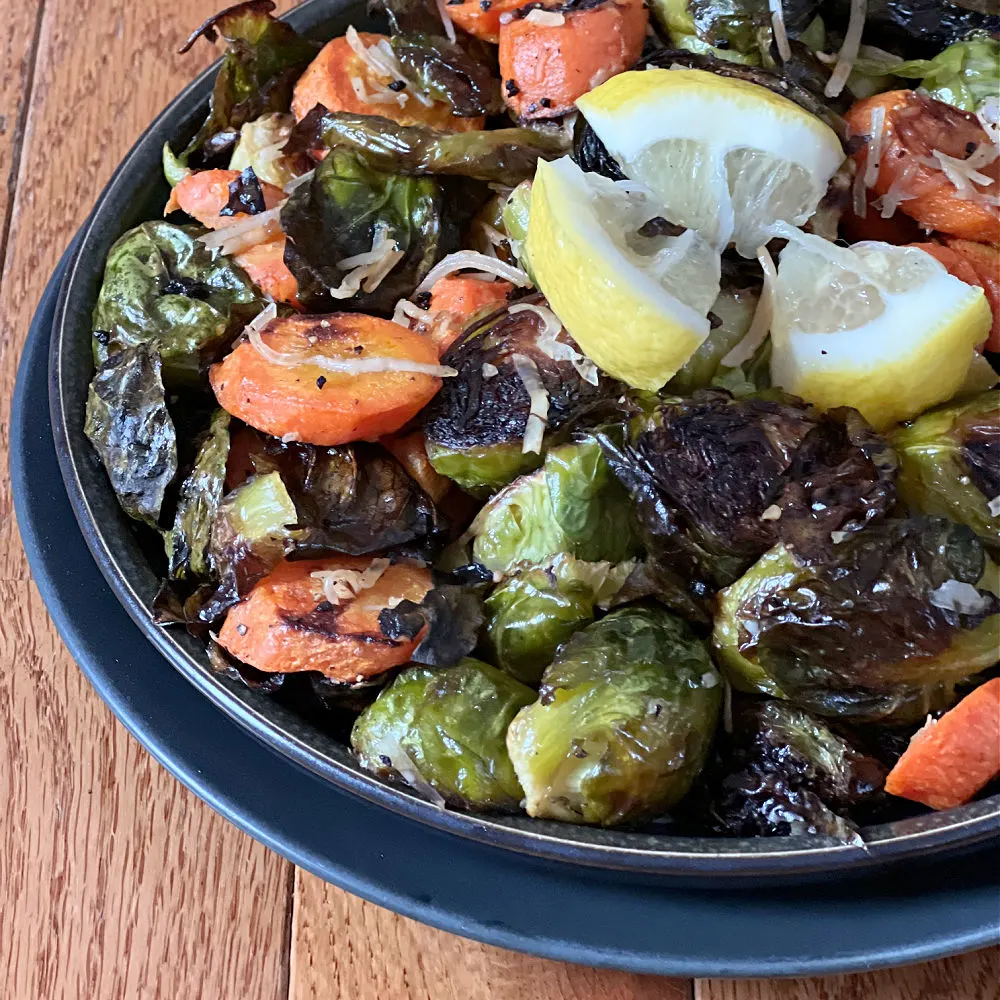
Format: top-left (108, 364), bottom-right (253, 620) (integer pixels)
top-left (167, 169), bottom-right (285, 230)
top-left (845, 91), bottom-right (1000, 244)
top-left (840, 188), bottom-right (923, 246)
top-left (291, 33), bottom-right (484, 132)
top-left (233, 239), bottom-right (300, 307)
top-left (447, 0), bottom-right (533, 43)
top-left (499, 0), bottom-right (648, 120)
top-left (944, 240), bottom-right (1000, 352)
top-left (381, 429), bottom-right (453, 505)
top-left (210, 313), bottom-right (444, 446)
top-left (425, 275), bottom-right (513, 353)
top-left (885, 678), bottom-right (1000, 811)
top-left (217, 556), bottom-right (432, 682)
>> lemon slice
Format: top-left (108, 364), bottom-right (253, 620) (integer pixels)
top-left (576, 69), bottom-right (845, 256)
top-left (769, 229), bottom-right (991, 430)
top-left (525, 156), bottom-right (720, 391)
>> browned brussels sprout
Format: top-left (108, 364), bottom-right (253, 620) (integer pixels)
top-left (600, 389), bottom-right (898, 621)
top-left (351, 658), bottom-right (535, 810)
top-left (507, 606), bottom-right (722, 826)
top-left (714, 517), bottom-right (1000, 722)
top-left (704, 700), bottom-right (887, 840)
top-left (893, 391), bottom-right (1000, 550)
top-left (92, 222), bottom-right (266, 387)
top-left (422, 299), bottom-right (618, 491)
top-left (84, 344), bottom-right (178, 527)
top-left (179, 0), bottom-right (318, 161)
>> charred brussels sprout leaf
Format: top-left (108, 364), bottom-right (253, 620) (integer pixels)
top-left (573, 116), bottom-right (626, 181)
top-left (85, 345), bottom-right (178, 527)
top-left (351, 658), bottom-right (534, 810)
top-left (167, 409), bottom-right (231, 579)
top-left (470, 438), bottom-right (640, 577)
top-left (507, 607), bottom-right (722, 826)
top-left (180, 0), bottom-right (318, 160)
top-left (291, 111), bottom-right (563, 184)
top-left (705, 700), bottom-right (887, 840)
top-left (485, 554), bottom-right (636, 684)
top-left (893, 391), bottom-right (1000, 549)
top-left (280, 149), bottom-right (442, 312)
top-left (92, 221), bottom-right (266, 387)
top-left (714, 518), bottom-right (1000, 721)
top-left (423, 302), bottom-right (618, 491)
top-left (601, 390), bottom-right (898, 620)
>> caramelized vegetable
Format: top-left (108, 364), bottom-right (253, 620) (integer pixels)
top-left (217, 556), bottom-right (433, 681)
top-left (885, 678), bottom-right (1000, 810)
top-left (210, 313), bottom-right (447, 445)
top-left (425, 275), bottom-right (513, 353)
top-left (380, 429), bottom-right (453, 504)
top-left (499, 0), bottom-right (648, 120)
top-left (845, 90), bottom-right (1000, 243)
top-left (448, 0), bottom-right (534, 43)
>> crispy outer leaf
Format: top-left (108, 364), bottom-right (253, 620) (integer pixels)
top-left (84, 345), bottom-right (178, 527)
top-left (180, 0), bottom-right (318, 160)
top-left (92, 221), bottom-right (266, 387)
top-left (281, 148), bottom-right (444, 312)
top-left (166, 408), bottom-right (231, 579)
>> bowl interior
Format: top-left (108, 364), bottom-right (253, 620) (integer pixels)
top-left (48, 0), bottom-right (1000, 878)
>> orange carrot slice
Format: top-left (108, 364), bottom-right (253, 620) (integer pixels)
top-left (448, 0), bottom-right (533, 43)
top-left (167, 168), bottom-right (285, 229)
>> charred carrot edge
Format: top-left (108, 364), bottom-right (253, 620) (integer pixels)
top-left (381, 430), bottom-right (454, 505)
top-left (169, 169), bottom-right (284, 230)
top-left (885, 678), bottom-right (1000, 811)
top-left (944, 240), bottom-right (1000, 352)
top-left (447, 0), bottom-right (534, 44)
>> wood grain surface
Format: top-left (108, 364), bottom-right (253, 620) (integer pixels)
top-left (0, 2), bottom-right (996, 998)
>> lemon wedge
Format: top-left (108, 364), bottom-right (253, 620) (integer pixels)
top-left (526, 156), bottom-right (720, 391)
top-left (769, 229), bottom-right (991, 430)
top-left (576, 69), bottom-right (845, 256)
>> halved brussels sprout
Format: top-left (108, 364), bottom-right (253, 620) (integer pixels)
top-left (470, 438), bottom-right (639, 577)
top-left (713, 517), bottom-right (1000, 722)
top-left (351, 658), bottom-right (535, 810)
top-left (893, 391), bottom-right (999, 550)
top-left (507, 606), bottom-right (722, 826)
top-left (704, 700), bottom-right (887, 840)
top-left (422, 301), bottom-right (617, 492)
top-left (484, 554), bottom-right (636, 684)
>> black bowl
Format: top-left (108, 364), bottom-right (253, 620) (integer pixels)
top-left (50, 0), bottom-right (1000, 878)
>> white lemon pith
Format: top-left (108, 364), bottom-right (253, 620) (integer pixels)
top-left (576, 69), bottom-right (845, 255)
top-left (769, 232), bottom-right (992, 430)
top-left (526, 157), bottom-right (720, 391)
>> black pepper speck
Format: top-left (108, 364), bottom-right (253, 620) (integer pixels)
top-left (316, 375), bottom-right (327, 389)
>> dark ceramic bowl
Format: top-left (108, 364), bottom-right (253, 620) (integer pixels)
top-left (50, 0), bottom-right (1000, 878)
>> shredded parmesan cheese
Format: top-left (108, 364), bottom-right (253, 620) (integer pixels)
top-left (512, 353), bottom-right (548, 454)
top-left (509, 302), bottom-right (599, 385)
top-left (328, 225), bottom-right (404, 299)
top-left (345, 26), bottom-right (433, 107)
top-left (415, 251), bottom-right (532, 294)
top-left (721, 246), bottom-right (776, 367)
top-left (874, 160), bottom-right (918, 218)
top-left (525, 9), bottom-right (565, 26)
top-left (863, 105), bottom-right (886, 189)
top-left (284, 169), bottom-right (315, 194)
top-left (831, 530), bottom-right (849, 544)
top-left (929, 580), bottom-right (993, 616)
top-left (197, 204), bottom-right (284, 256)
top-left (760, 504), bottom-right (782, 521)
top-left (923, 148), bottom-right (996, 199)
top-left (989, 495), bottom-right (1000, 518)
top-left (825, 0), bottom-right (866, 99)
top-left (435, 0), bottom-right (457, 42)
top-left (311, 558), bottom-right (391, 606)
top-left (482, 362), bottom-right (499, 378)
top-left (768, 0), bottom-right (791, 62)
top-left (392, 298), bottom-right (432, 328)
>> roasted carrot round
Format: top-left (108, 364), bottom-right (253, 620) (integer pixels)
top-left (217, 556), bottom-right (433, 682)
top-left (291, 33), bottom-right (484, 132)
top-left (498, 0), bottom-right (648, 120)
top-left (211, 313), bottom-right (446, 446)
top-left (944, 240), bottom-right (1000, 352)
top-left (233, 239), bottom-right (300, 307)
top-left (381, 429), bottom-right (453, 505)
top-left (884, 678), bottom-right (1000, 811)
top-left (166, 168), bottom-right (285, 228)
top-left (840, 188), bottom-right (923, 246)
top-left (426, 275), bottom-right (513, 353)
top-left (447, 0), bottom-right (534, 43)
top-left (845, 91), bottom-right (1000, 244)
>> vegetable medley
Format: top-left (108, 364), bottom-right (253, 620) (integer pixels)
top-left (85, 0), bottom-right (1000, 840)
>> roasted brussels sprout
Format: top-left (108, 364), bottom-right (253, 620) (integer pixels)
top-left (280, 148), bottom-right (443, 313)
top-left (704, 700), bottom-right (887, 840)
top-left (894, 391), bottom-right (1000, 550)
top-left (469, 438), bottom-right (640, 577)
top-left (228, 112), bottom-right (307, 188)
top-left (179, 0), bottom-right (318, 161)
top-left (84, 344), bottom-right (178, 527)
top-left (422, 300), bottom-right (617, 491)
top-left (351, 658), bottom-right (535, 810)
top-left (600, 390), bottom-right (898, 620)
top-left (92, 222), bottom-right (266, 387)
top-left (506, 606), bottom-right (722, 826)
top-left (714, 517), bottom-right (1000, 721)
top-left (166, 408), bottom-right (231, 579)
top-left (484, 554), bottom-right (636, 684)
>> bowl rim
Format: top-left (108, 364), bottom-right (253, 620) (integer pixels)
top-left (48, 0), bottom-right (1000, 877)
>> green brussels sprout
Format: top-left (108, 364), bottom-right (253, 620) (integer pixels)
top-left (422, 302), bottom-right (618, 492)
top-left (893, 391), bottom-right (999, 550)
top-left (92, 221), bottom-right (266, 387)
top-left (704, 700), bottom-right (887, 840)
top-left (471, 438), bottom-right (639, 576)
top-left (484, 554), bottom-right (636, 684)
top-left (714, 517), bottom-right (1000, 722)
top-left (507, 606), bottom-right (722, 826)
top-left (501, 181), bottom-right (534, 281)
top-left (351, 658), bottom-right (535, 810)
top-left (162, 142), bottom-right (191, 187)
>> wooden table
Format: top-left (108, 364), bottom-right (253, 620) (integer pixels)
top-left (1, 2), bottom-right (997, 996)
